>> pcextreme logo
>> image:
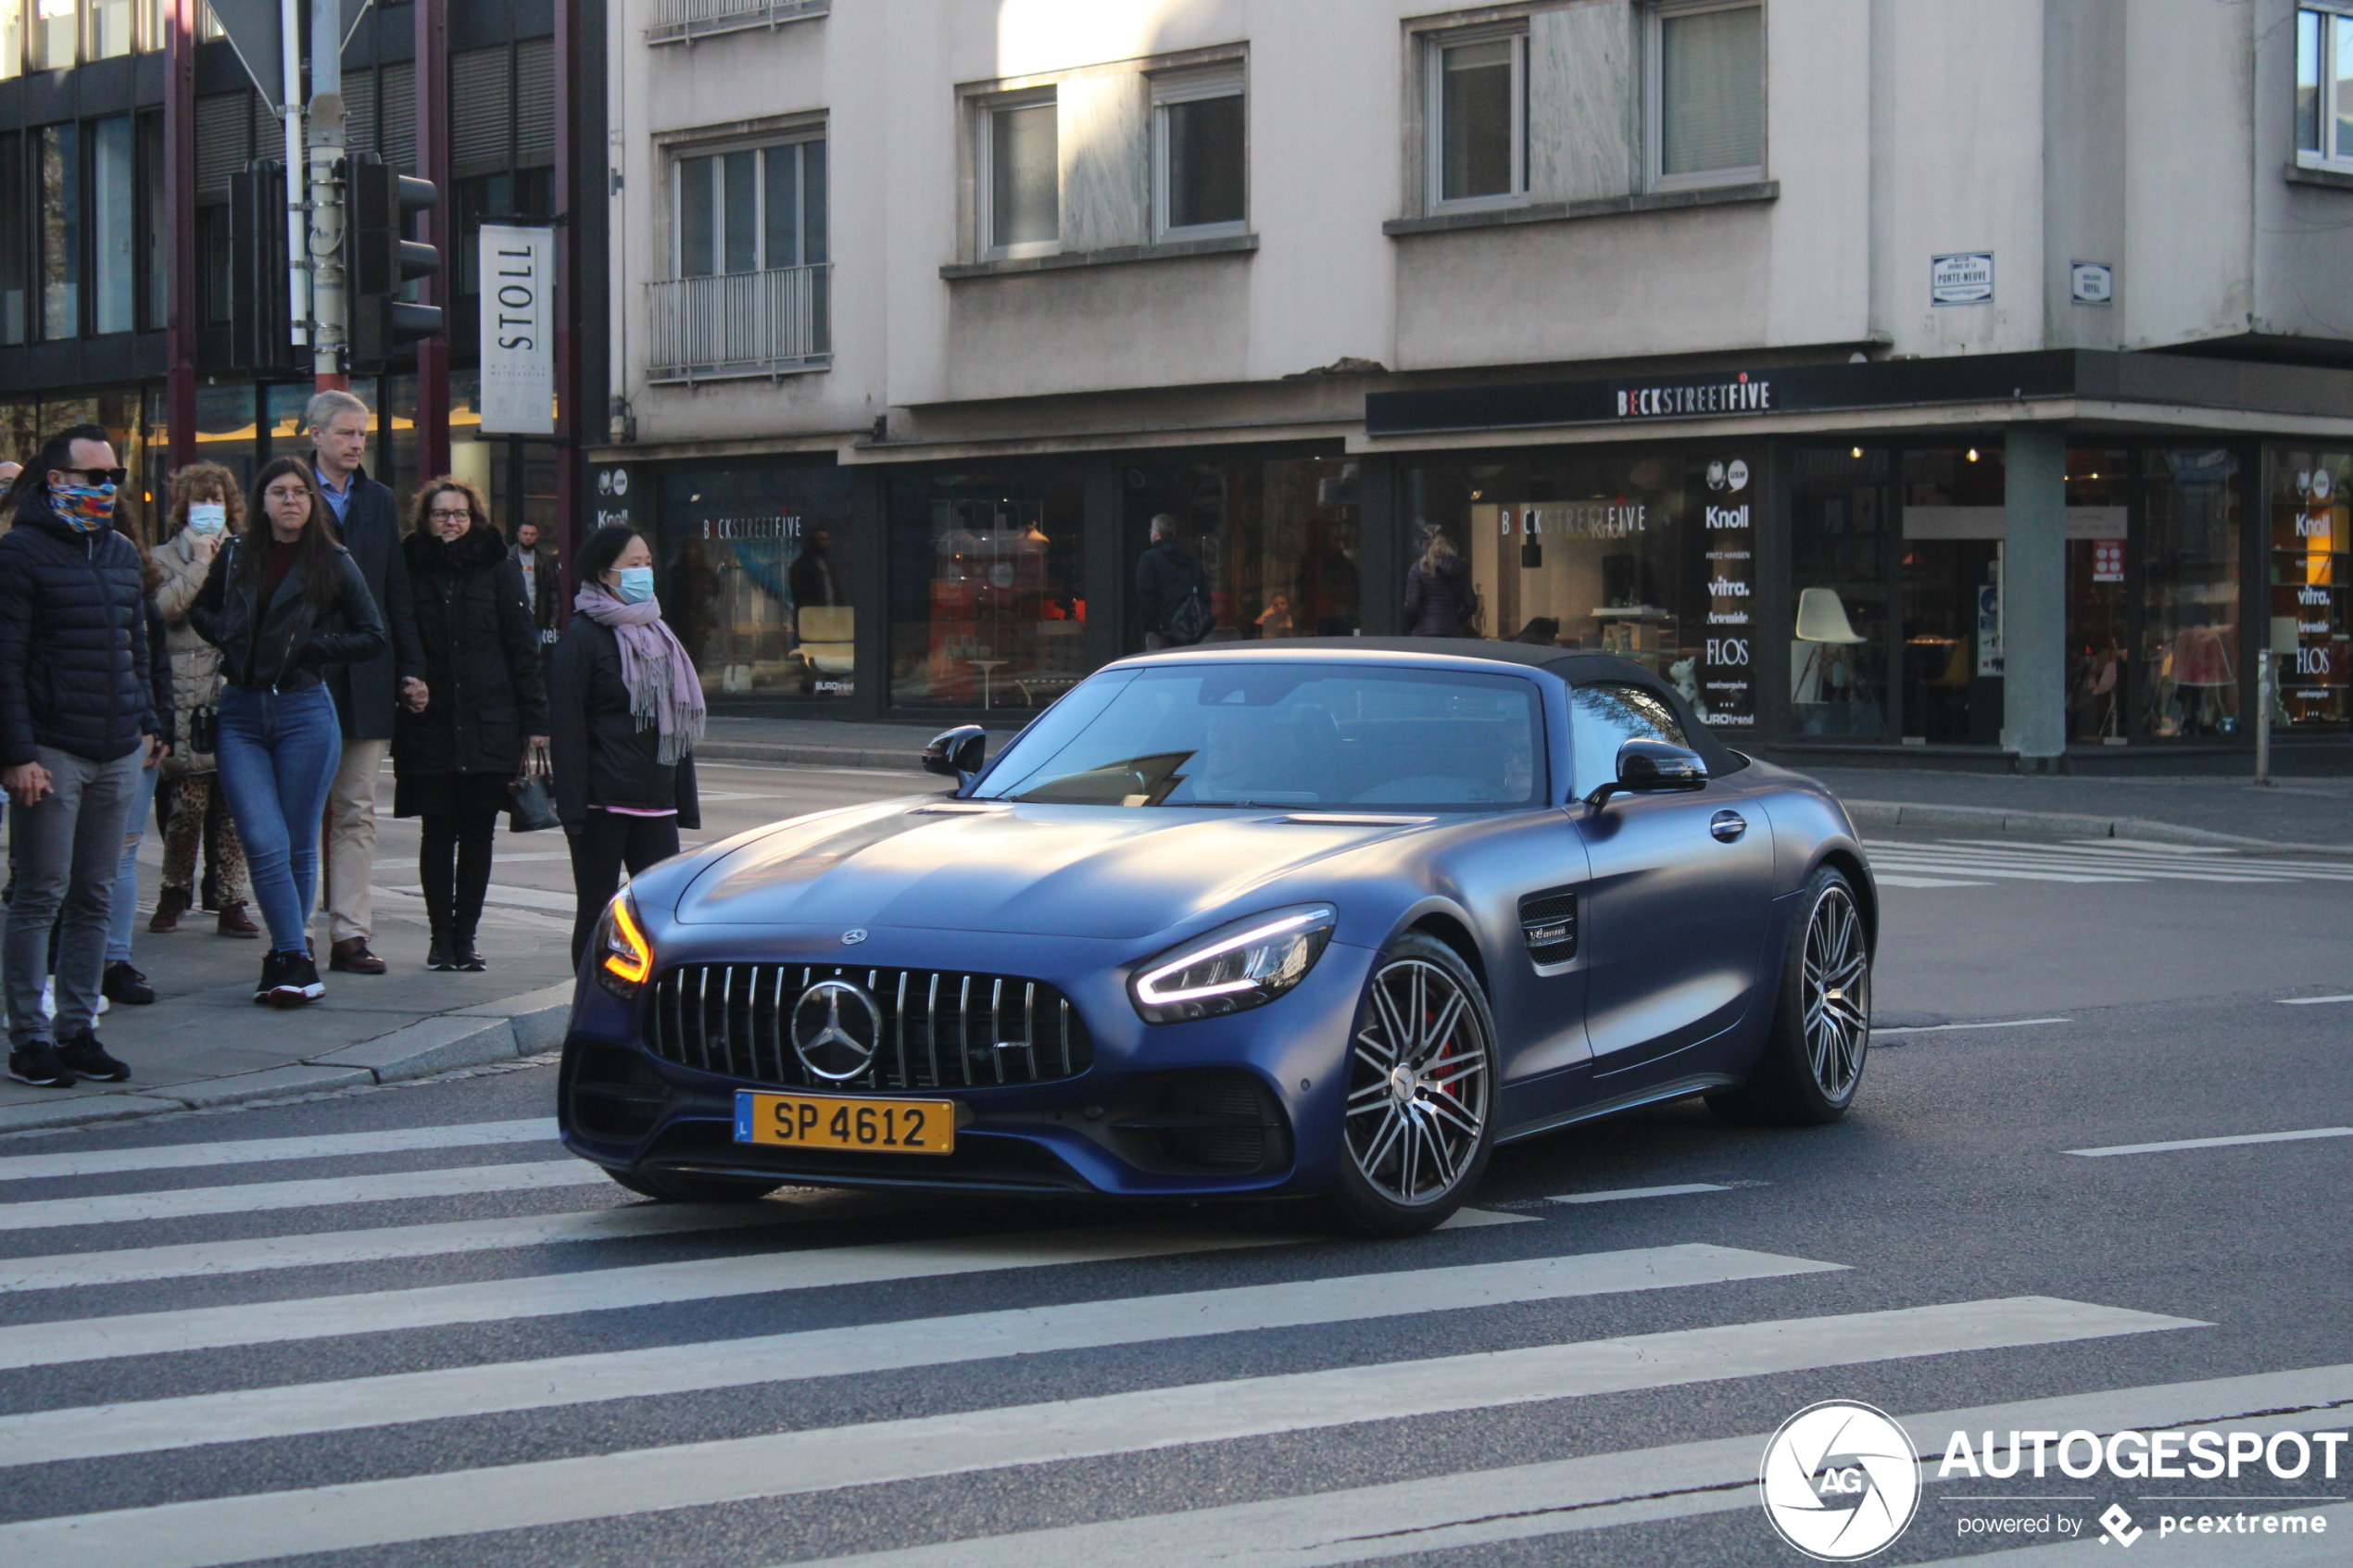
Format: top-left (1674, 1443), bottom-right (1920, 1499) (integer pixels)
top-left (1759, 1400), bottom-right (1922, 1560)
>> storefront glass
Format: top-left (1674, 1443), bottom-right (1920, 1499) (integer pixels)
top-left (2065, 449), bottom-right (2133, 743)
top-left (1789, 447), bottom-right (1891, 738)
top-left (661, 462), bottom-right (856, 700)
top-left (2138, 448), bottom-right (2241, 739)
top-left (1898, 445), bottom-right (2006, 744)
top-left (193, 383), bottom-right (255, 496)
top-left (1405, 446), bottom-right (1760, 731)
top-left (2267, 448), bottom-right (2348, 728)
top-left (1122, 455), bottom-right (1361, 645)
top-left (888, 466), bottom-right (1088, 709)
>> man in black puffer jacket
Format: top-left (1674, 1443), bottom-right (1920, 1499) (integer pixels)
top-left (0, 425), bottom-right (164, 1088)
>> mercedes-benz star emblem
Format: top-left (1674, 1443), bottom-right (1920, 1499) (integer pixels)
top-left (792, 979), bottom-right (882, 1083)
top-left (841, 928), bottom-right (868, 946)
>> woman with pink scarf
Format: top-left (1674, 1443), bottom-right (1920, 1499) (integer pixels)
top-left (548, 525), bottom-right (705, 966)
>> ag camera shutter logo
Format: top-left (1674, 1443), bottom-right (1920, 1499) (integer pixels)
top-left (1759, 1400), bottom-right (1921, 1560)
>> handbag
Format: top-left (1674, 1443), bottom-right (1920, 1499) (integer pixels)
top-left (507, 745), bottom-right (560, 834)
top-left (187, 704), bottom-right (218, 756)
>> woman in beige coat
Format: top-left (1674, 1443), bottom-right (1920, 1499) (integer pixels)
top-left (148, 464), bottom-right (258, 936)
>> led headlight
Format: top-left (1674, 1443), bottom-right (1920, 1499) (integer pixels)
top-left (593, 891), bottom-right (654, 999)
top-left (1130, 904), bottom-right (1336, 1024)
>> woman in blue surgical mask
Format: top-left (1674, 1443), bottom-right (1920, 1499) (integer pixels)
top-left (547, 524), bottom-right (705, 966)
top-left (148, 463), bottom-right (258, 941)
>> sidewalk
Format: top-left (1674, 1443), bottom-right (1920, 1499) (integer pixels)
top-left (698, 714), bottom-right (1026, 771)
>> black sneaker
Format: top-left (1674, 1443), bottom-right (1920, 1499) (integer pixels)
top-left (253, 948), bottom-right (285, 1003)
top-left (101, 960), bottom-right (156, 1006)
top-left (427, 937), bottom-right (456, 972)
top-left (269, 949), bottom-right (325, 1008)
top-left (6, 1042), bottom-right (75, 1088)
top-left (57, 1031), bottom-right (130, 1083)
top-left (451, 941), bottom-right (486, 972)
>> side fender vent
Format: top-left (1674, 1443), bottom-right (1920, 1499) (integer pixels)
top-left (1518, 889), bottom-right (1579, 964)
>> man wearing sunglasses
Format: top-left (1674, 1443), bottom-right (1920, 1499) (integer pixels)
top-left (0, 424), bottom-right (166, 1088)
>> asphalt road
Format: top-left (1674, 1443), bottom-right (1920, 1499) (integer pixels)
top-left (0, 771), bottom-right (2345, 1568)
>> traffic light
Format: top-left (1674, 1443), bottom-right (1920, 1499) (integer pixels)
top-left (228, 160), bottom-right (296, 373)
top-left (344, 153), bottom-right (444, 368)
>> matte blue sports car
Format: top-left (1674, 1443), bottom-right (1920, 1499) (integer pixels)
top-left (560, 638), bottom-right (1876, 1235)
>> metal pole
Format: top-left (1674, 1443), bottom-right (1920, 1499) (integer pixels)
top-left (416, 0), bottom-right (452, 480)
top-left (307, 0), bottom-right (346, 389)
top-left (163, 0), bottom-right (199, 472)
top-left (2255, 647), bottom-right (2274, 787)
top-left (280, 0), bottom-right (309, 350)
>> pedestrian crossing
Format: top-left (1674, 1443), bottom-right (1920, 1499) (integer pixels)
top-left (0, 1106), bottom-right (2322, 1567)
top-left (1865, 836), bottom-right (2353, 889)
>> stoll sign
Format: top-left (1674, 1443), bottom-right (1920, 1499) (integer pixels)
top-left (480, 225), bottom-right (556, 437)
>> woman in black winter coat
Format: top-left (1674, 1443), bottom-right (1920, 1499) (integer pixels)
top-left (391, 478), bottom-right (548, 972)
top-left (1403, 531), bottom-right (1479, 637)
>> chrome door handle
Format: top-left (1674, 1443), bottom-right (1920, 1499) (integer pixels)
top-left (1710, 810), bottom-right (1747, 843)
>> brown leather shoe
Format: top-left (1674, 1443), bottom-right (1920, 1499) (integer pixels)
top-left (216, 901), bottom-right (261, 939)
top-left (149, 886), bottom-right (192, 934)
top-left (330, 937), bottom-right (387, 974)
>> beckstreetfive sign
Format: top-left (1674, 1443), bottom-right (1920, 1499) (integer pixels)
top-left (1616, 372), bottom-right (1775, 420)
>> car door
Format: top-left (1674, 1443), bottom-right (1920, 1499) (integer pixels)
top-left (1567, 682), bottom-right (1776, 1083)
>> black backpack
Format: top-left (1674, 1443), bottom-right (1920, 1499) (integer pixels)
top-left (1163, 578), bottom-right (1213, 646)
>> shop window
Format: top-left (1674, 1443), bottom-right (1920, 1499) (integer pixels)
top-left (2064, 449), bottom-right (2134, 744)
top-left (2296, 6), bottom-right (2353, 167)
top-left (660, 466), bottom-right (856, 701)
top-left (193, 383), bottom-right (255, 497)
top-left (981, 94), bottom-right (1059, 257)
top-left (1652, 2), bottom-right (1766, 186)
top-left (1789, 448), bottom-right (1890, 739)
top-left (1410, 447), bottom-right (1760, 733)
top-left (1426, 26), bottom-right (1526, 209)
top-left (36, 123), bottom-right (77, 341)
top-left (91, 114), bottom-right (134, 335)
top-left (888, 467), bottom-right (1088, 709)
top-left (1125, 457), bottom-right (1361, 648)
top-left (2267, 450), bottom-right (2347, 728)
top-left (1153, 66), bottom-right (1246, 238)
top-left (0, 132), bottom-right (22, 344)
top-left (1898, 446), bottom-right (2007, 746)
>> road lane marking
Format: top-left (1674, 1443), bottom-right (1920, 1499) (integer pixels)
top-left (0, 1245), bottom-right (1843, 1464)
top-left (2280, 995), bottom-right (2353, 1006)
top-left (0, 1118), bottom-right (558, 1183)
top-left (0, 1297), bottom-right (2202, 1568)
top-left (1435, 1207), bottom-right (1535, 1227)
top-left (391, 883), bottom-right (578, 911)
top-left (1875, 1017), bottom-right (2071, 1035)
top-left (0, 1225), bottom-right (1301, 1371)
top-left (1873, 874), bottom-right (1995, 888)
top-left (0, 1159), bottom-right (606, 1232)
top-left (1544, 1184), bottom-right (1731, 1205)
top-left (772, 1365), bottom-right (2353, 1568)
top-left (2066, 1127), bottom-right (2353, 1158)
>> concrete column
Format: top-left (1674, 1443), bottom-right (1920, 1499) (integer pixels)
top-left (2001, 426), bottom-right (2067, 761)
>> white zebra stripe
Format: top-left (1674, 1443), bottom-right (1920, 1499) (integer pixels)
top-left (0, 1159), bottom-right (607, 1232)
top-left (0, 1118), bottom-right (558, 1182)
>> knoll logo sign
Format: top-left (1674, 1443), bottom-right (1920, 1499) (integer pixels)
top-left (1615, 373), bottom-right (1774, 420)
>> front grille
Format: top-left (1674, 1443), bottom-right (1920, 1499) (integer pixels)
top-left (644, 962), bottom-right (1093, 1091)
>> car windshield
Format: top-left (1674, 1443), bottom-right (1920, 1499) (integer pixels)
top-left (976, 664), bottom-right (1545, 810)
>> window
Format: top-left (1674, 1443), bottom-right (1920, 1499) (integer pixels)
top-left (1426, 28), bottom-right (1526, 208)
top-left (981, 94), bottom-right (1059, 257)
top-left (1652, 2), bottom-right (1765, 186)
top-left (1569, 684), bottom-right (1686, 801)
top-left (88, 0), bottom-right (130, 57)
top-left (2298, 7), bottom-right (2353, 166)
top-left (37, 123), bottom-right (77, 340)
top-left (1, 0), bottom-right (20, 81)
top-left (31, 0), bottom-right (74, 69)
top-left (674, 138), bottom-right (826, 278)
top-left (1153, 68), bottom-right (1245, 237)
top-left (0, 132), bottom-right (22, 344)
top-left (139, 110), bottom-right (164, 329)
top-left (92, 115), bottom-right (133, 335)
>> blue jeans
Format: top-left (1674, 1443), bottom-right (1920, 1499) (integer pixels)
top-left (107, 759), bottom-right (161, 963)
top-left (214, 684), bottom-right (342, 955)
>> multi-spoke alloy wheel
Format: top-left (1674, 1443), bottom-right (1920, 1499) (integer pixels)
top-left (1335, 935), bottom-right (1495, 1231)
top-left (1802, 883), bottom-right (1869, 1101)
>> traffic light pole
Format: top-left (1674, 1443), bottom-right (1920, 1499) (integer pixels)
top-left (279, 0), bottom-right (309, 354)
top-left (307, 0), bottom-right (347, 390)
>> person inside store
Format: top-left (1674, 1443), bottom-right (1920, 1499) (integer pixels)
top-left (1136, 513), bottom-right (1213, 649)
top-left (395, 478), bottom-right (549, 972)
top-left (788, 524), bottom-right (847, 610)
top-left (1403, 531), bottom-right (1479, 637)
top-left (149, 463), bottom-right (259, 941)
top-left (511, 518), bottom-right (562, 648)
top-left (306, 390), bottom-right (427, 979)
top-left (0, 425), bottom-right (163, 1087)
top-left (549, 525), bottom-right (702, 967)
top-left (98, 499), bottom-right (177, 1009)
top-left (190, 458), bottom-right (388, 1009)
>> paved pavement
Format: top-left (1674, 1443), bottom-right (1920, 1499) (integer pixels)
top-left (0, 825), bottom-right (2342, 1565)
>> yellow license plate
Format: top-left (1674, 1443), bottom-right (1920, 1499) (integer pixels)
top-left (734, 1091), bottom-right (956, 1155)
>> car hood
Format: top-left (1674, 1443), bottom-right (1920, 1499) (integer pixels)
top-left (671, 800), bottom-right (1429, 939)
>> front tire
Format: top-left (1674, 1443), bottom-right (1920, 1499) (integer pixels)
top-left (1708, 865), bottom-right (1870, 1125)
top-left (606, 1168), bottom-right (786, 1204)
top-left (1327, 932), bottom-right (1498, 1236)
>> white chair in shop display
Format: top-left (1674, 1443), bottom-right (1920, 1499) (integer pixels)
top-left (1791, 586), bottom-right (1867, 705)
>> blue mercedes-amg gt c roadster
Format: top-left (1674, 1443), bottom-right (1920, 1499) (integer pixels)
top-left (559, 638), bottom-right (1876, 1235)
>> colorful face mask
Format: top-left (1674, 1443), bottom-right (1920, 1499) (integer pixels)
top-left (615, 566), bottom-right (657, 605)
top-left (52, 481), bottom-right (117, 533)
top-left (186, 502), bottom-right (228, 536)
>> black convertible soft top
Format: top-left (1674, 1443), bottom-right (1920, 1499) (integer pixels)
top-left (1132, 636), bottom-right (1750, 777)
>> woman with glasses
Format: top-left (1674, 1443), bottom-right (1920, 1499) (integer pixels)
top-left (392, 478), bottom-right (548, 971)
top-left (190, 458), bottom-right (387, 1008)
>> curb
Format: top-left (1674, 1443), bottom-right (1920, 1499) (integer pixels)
top-left (1842, 798), bottom-right (2353, 856)
top-left (0, 982), bottom-right (578, 1136)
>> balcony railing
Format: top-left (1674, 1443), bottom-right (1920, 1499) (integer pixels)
top-left (647, 265), bottom-right (832, 383)
top-left (647, 0), bottom-right (828, 44)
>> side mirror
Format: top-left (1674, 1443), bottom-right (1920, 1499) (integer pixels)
top-left (922, 725), bottom-right (988, 782)
top-left (1585, 737), bottom-right (1708, 808)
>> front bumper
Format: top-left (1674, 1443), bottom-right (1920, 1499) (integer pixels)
top-left (557, 922), bottom-right (1377, 1198)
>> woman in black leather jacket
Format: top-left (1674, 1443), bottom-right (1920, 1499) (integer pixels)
top-left (190, 458), bottom-right (387, 1007)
